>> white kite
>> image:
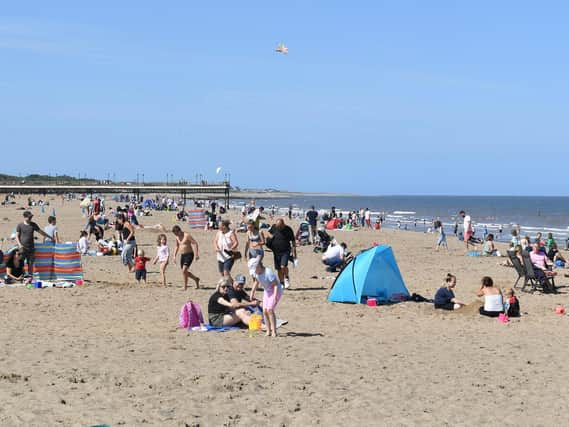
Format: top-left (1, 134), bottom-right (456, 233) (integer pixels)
top-left (216, 167), bottom-right (222, 174)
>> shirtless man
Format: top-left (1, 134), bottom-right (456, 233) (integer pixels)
top-left (172, 225), bottom-right (200, 290)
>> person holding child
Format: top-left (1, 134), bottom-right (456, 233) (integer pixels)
top-left (434, 273), bottom-right (465, 310)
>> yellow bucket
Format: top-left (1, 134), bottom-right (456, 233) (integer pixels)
top-left (249, 314), bottom-right (262, 331)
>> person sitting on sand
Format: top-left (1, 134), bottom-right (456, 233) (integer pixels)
top-left (434, 273), bottom-right (466, 310)
top-left (476, 276), bottom-right (504, 317)
top-left (225, 274), bottom-right (261, 325)
top-left (547, 243), bottom-right (566, 267)
top-left (482, 234), bottom-right (500, 256)
top-left (503, 288), bottom-right (520, 317)
top-left (77, 230), bottom-right (90, 255)
top-left (207, 279), bottom-right (242, 327)
top-left (4, 249), bottom-right (25, 284)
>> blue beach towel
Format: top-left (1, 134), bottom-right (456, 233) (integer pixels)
top-left (203, 325), bottom-right (243, 332)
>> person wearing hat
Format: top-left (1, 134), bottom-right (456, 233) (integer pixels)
top-left (227, 274), bottom-right (261, 323)
top-left (16, 211), bottom-right (54, 277)
top-left (207, 278), bottom-right (258, 327)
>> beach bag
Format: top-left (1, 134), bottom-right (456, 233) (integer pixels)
top-left (178, 300), bottom-right (204, 329)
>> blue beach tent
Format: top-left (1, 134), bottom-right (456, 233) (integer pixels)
top-left (328, 245), bottom-right (409, 304)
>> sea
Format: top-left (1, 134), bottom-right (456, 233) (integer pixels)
top-left (229, 195), bottom-right (569, 244)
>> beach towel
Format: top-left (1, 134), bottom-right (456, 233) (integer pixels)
top-left (188, 320), bottom-right (288, 332)
top-left (201, 325), bottom-right (243, 332)
top-left (187, 209), bottom-right (207, 229)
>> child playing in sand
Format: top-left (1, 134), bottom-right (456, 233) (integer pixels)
top-left (77, 230), bottom-right (90, 255)
top-left (134, 249), bottom-right (150, 285)
top-left (152, 234), bottom-right (169, 287)
top-left (503, 288), bottom-right (520, 317)
top-left (434, 220), bottom-right (448, 251)
top-left (250, 260), bottom-right (283, 337)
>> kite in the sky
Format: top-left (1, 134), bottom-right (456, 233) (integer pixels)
top-left (275, 43), bottom-right (288, 54)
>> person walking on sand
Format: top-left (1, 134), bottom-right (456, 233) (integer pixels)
top-left (116, 214), bottom-right (136, 272)
top-left (267, 218), bottom-right (297, 289)
top-left (434, 220), bottom-right (448, 251)
top-left (214, 220), bottom-right (239, 282)
top-left (459, 210), bottom-right (476, 251)
top-left (16, 210), bottom-right (54, 277)
top-left (152, 233), bottom-right (169, 287)
top-left (172, 225), bottom-right (200, 290)
top-left (305, 206), bottom-right (319, 244)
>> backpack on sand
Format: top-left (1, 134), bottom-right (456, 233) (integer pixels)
top-left (178, 300), bottom-right (204, 329)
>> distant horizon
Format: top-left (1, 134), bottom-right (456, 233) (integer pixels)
top-left (2, 172), bottom-right (569, 198)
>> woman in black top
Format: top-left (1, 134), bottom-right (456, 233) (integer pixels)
top-left (5, 250), bottom-right (25, 284)
top-left (116, 214), bottom-right (136, 272)
top-left (208, 279), bottom-right (240, 327)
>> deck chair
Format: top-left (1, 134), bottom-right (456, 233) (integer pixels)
top-left (521, 252), bottom-right (556, 293)
top-left (507, 251), bottom-right (527, 290)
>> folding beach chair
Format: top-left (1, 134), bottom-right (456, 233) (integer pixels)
top-left (521, 252), bottom-right (556, 293)
top-left (507, 251), bottom-right (527, 291)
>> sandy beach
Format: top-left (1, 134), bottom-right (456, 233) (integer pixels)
top-left (1, 195), bottom-right (568, 426)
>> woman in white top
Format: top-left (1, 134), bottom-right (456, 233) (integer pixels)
top-left (476, 276), bottom-right (503, 317)
top-left (214, 220), bottom-right (239, 281)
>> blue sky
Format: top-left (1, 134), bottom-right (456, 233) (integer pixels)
top-left (1, 2), bottom-right (568, 195)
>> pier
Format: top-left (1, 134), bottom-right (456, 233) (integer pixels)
top-left (0, 182), bottom-right (231, 208)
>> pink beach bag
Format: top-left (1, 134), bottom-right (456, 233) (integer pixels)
top-left (178, 300), bottom-right (204, 329)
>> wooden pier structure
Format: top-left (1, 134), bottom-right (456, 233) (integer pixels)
top-left (0, 182), bottom-right (231, 208)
